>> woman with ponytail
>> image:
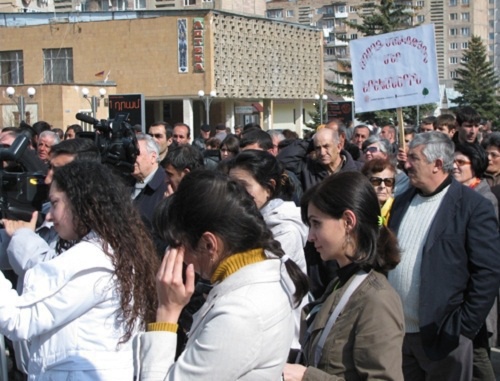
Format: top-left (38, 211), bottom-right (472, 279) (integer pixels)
top-left (139, 169), bottom-right (308, 380)
top-left (283, 171), bottom-right (404, 381)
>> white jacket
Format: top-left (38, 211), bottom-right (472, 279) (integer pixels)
top-left (138, 258), bottom-right (296, 381)
top-left (261, 199), bottom-right (309, 348)
top-left (261, 199), bottom-right (308, 275)
top-left (0, 233), bottom-right (136, 380)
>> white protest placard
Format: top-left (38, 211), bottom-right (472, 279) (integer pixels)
top-left (350, 24), bottom-right (440, 113)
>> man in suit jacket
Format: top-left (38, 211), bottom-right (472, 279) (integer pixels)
top-left (388, 132), bottom-right (500, 380)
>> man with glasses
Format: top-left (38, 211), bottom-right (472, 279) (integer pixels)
top-left (148, 121), bottom-right (173, 162)
top-left (388, 131), bottom-right (500, 381)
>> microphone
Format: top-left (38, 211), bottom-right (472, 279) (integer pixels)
top-left (75, 113), bottom-right (98, 125)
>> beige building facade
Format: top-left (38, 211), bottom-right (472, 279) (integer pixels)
top-left (0, 10), bottom-right (322, 134)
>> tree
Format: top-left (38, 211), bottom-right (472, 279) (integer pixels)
top-left (327, 0), bottom-right (424, 123)
top-left (451, 35), bottom-right (500, 125)
top-left (305, 101), bottom-right (327, 130)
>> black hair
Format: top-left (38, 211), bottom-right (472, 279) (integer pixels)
top-left (153, 169), bottom-right (308, 305)
top-left (50, 138), bottom-right (101, 162)
top-left (65, 124), bottom-right (83, 136)
top-left (456, 106), bottom-right (481, 126)
top-left (226, 150), bottom-right (294, 202)
top-left (163, 144), bottom-right (204, 171)
top-left (150, 121), bottom-right (172, 138)
top-left (455, 142), bottom-right (489, 179)
top-left (361, 158), bottom-right (396, 178)
top-left (301, 171), bottom-right (400, 274)
top-left (220, 134), bottom-right (240, 156)
top-left (239, 129), bottom-right (273, 150)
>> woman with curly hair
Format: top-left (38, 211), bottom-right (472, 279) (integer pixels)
top-left (0, 160), bottom-right (159, 380)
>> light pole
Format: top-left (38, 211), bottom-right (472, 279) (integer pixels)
top-left (198, 90), bottom-right (217, 125)
top-left (314, 93), bottom-right (328, 125)
top-left (6, 86), bottom-right (36, 124)
top-left (82, 87), bottom-right (107, 119)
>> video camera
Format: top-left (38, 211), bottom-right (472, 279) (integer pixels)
top-left (0, 133), bottom-right (48, 222)
top-left (75, 112), bottom-right (139, 177)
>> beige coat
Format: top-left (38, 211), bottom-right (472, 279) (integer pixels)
top-left (301, 270), bottom-right (404, 381)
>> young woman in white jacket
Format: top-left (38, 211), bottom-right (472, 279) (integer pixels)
top-left (138, 170), bottom-right (309, 380)
top-left (227, 149), bottom-right (309, 348)
top-left (0, 160), bottom-right (159, 380)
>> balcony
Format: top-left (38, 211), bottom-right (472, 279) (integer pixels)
top-left (335, 10), bottom-right (348, 18)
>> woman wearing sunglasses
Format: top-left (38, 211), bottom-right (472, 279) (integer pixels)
top-left (361, 136), bottom-right (409, 196)
top-left (361, 158), bottom-right (397, 226)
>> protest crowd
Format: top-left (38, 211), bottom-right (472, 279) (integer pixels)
top-left (0, 106), bottom-right (500, 381)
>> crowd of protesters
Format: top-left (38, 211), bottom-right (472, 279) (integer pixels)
top-left (0, 107), bottom-right (499, 381)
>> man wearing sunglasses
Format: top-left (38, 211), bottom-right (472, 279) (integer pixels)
top-left (388, 131), bottom-right (500, 381)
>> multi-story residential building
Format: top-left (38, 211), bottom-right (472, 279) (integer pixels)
top-left (3, 0), bottom-right (266, 16)
top-left (266, 0), bottom-right (493, 106)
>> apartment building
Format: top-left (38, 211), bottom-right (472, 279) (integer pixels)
top-left (266, 0), bottom-right (494, 98)
top-left (3, 0), bottom-right (266, 16)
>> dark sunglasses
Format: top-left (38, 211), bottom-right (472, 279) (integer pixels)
top-left (369, 177), bottom-right (395, 187)
top-left (363, 146), bottom-right (379, 154)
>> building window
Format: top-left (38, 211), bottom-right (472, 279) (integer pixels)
top-left (449, 57), bottom-right (458, 64)
top-left (0, 50), bottom-right (23, 85)
top-left (286, 9), bottom-right (294, 17)
top-left (449, 13), bottom-right (457, 20)
top-left (336, 5), bottom-right (346, 13)
top-left (416, 0), bottom-right (424, 6)
top-left (462, 0), bottom-right (469, 4)
top-left (202, 0), bottom-right (212, 2)
top-left (43, 48), bottom-right (73, 83)
top-left (134, 0), bottom-right (146, 9)
top-left (462, 42), bottom-right (469, 49)
top-left (450, 71), bottom-right (458, 78)
top-left (325, 20), bottom-right (334, 28)
top-left (449, 0), bottom-right (457, 5)
top-left (266, 9), bottom-right (283, 19)
top-left (417, 15), bottom-right (425, 23)
top-left (450, 42), bottom-right (458, 49)
top-left (461, 12), bottom-right (469, 21)
top-left (326, 6), bottom-right (334, 14)
top-left (349, 5), bottom-right (356, 12)
top-left (184, 0), bottom-right (195, 5)
top-left (326, 47), bottom-right (335, 55)
top-left (350, 33), bottom-right (358, 40)
top-left (450, 28), bottom-right (457, 36)
top-left (461, 27), bottom-right (470, 36)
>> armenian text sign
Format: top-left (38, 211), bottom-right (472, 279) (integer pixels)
top-left (350, 24), bottom-right (439, 113)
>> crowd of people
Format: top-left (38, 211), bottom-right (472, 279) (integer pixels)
top-left (0, 106), bottom-right (499, 381)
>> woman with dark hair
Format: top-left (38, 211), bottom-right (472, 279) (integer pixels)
top-left (283, 171), bottom-right (404, 381)
top-left (361, 158), bottom-right (397, 226)
top-left (64, 124), bottom-right (83, 140)
top-left (139, 169), bottom-right (309, 380)
top-left (0, 160), bottom-right (159, 379)
top-left (226, 150), bottom-right (309, 348)
top-left (453, 143), bottom-right (498, 219)
top-left (219, 134), bottom-right (240, 160)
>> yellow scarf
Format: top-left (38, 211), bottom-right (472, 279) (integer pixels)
top-left (211, 248), bottom-right (266, 284)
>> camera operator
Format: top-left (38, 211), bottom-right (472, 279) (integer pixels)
top-left (0, 138), bottom-right (100, 377)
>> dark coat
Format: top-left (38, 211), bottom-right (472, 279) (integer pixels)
top-left (133, 166), bottom-right (168, 255)
top-left (389, 178), bottom-right (500, 360)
